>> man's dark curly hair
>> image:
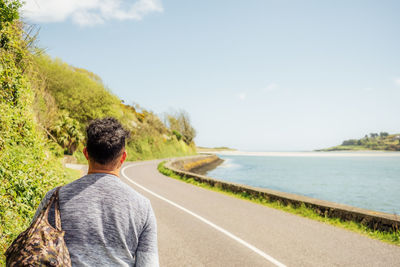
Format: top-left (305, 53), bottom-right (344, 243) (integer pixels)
top-left (86, 117), bottom-right (130, 165)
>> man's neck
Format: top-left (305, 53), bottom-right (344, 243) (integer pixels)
top-left (87, 162), bottom-right (121, 177)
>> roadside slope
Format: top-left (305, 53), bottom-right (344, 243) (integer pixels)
top-left (121, 160), bottom-right (400, 267)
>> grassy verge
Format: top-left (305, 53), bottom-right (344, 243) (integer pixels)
top-left (72, 150), bottom-right (88, 164)
top-left (63, 168), bottom-right (83, 184)
top-left (157, 161), bottom-right (400, 246)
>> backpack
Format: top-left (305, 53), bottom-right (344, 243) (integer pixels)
top-left (5, 187), bottom-right (72, 266)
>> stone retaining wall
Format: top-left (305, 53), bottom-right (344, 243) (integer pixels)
top-left (169, 154), bottom-right (224, 174)
top-left (164, 155), bottom-right (400, 233)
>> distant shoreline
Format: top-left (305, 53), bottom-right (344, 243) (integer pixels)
top-left (197, 147), bottom-right (236, 152)
top-left (199, 150), bottom-right (400, 157)
top-left (316, 133), bottom-right (400, 152)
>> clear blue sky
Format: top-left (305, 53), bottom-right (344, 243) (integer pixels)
top-left (22, 0), bottom-right (400, 151)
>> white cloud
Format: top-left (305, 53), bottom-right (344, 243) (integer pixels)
top-left (363, 87), bottom-right (374, 92)
top-left (263, 83), bottom-right (279, 92)
top-left (21, 0), bottom-right (163, 26)
top-left (395, 78), bottom-right (400, 87)
top-left (237, 92), bottom-right (247, 100)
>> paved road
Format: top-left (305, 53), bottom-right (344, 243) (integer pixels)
top-left (120, 160), bottom-right (400, 267)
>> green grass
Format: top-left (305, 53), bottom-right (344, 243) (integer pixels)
top-left (157, 161), bottom-right (400, 246)
top-left (72, 150), bottom-right (88, 164)
top-left (63, 167), bottom-right (83, 184)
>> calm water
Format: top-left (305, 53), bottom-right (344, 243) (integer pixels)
top-left (207, 153), bottom-right (400, 214)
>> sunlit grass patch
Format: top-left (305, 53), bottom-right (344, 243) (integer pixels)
top-left (63, 167), bottom-right (83, 184)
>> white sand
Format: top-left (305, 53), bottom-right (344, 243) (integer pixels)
top-left (200, 150), bottom-right (400, 157)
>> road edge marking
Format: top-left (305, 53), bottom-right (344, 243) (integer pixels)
top-left (121, 163), bottom-right (287, 267)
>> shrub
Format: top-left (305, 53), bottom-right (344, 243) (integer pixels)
top-left (342, 139), bottom-right (358, 146)
top-left (0, 2), bottom-right (69, 262)
top-left (51, 112), bottom-right (84, 155)
top-left (172, 130), bottom-right (182, 141)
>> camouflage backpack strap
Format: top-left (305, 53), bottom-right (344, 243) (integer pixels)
top-left (42, 187), bottom-right (60, 220)
top-left (53, 187), bottom-right (62, 231)
top-left (34, 187), bottom-right (61, 230)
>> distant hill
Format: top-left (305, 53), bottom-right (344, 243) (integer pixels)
top-left (317, 132), bottom-right (400, 151)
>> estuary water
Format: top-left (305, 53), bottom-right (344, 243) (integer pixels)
top-left (206, 152), bottom-right (400, 214)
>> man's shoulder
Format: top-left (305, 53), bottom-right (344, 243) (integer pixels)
top-left (40, 187), bottom-right (58, 205)
top-left (105, 175), bottom-right (150, 204)
top-left (61, 173), bottom-right (151, 207)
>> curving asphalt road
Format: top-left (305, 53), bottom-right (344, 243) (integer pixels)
top-left (119, 160), bottom-right (400, 267)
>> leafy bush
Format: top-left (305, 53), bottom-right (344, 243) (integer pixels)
top-left (0, 0), bottom-right (20, 29)
top-left (0, 3), bottom-right (70, 263)
top-left (172, 130), bottom-right (182, 141)
top-left (51, 112), bottom-right (84, 154)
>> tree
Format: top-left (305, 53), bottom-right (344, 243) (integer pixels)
top-left (51, 112), bottom-right (84, 154)
top-left (379, 132), bottom-right (389, 138)
top-left (166, 110), bottom-right (196, 145)
top-left (370, 133), bottom-right (378, 138)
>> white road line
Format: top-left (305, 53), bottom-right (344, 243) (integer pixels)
top-left (121, 163), bottom-right (287, 267)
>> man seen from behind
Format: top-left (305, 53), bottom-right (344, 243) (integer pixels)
top-left (33, 117), bottom-right (159, 266)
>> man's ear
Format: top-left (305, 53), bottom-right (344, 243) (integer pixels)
top-left (83, 147), bottom-right (90, 161)
top-left (120, 150), bottom-right (127, 164)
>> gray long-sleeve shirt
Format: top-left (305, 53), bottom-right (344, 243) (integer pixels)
top-left (33, 173), bottom-right (159, 266)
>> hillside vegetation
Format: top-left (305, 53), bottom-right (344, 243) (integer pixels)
top-left (0, 1), bottom-right (71, 261)
top-left (33, 54), bottom-right (196, 162)
top-left (0, 0), bottom-right (196, 262)
top-left (318, 132), bottom-right (400, 151)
